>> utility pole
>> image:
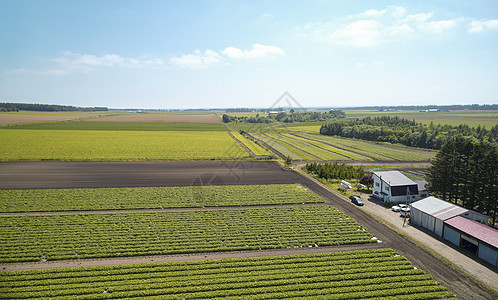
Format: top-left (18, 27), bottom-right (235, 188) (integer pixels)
top-left (403, 186), bottom-right (410, 227)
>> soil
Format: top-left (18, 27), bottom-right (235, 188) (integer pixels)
top-left (0, 114), bottom-right (86, 125)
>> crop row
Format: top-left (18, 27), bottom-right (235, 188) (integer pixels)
top-left (0, 248), bottom-right (454, 299)
top-left (0, 184), bottom-right (323, 213)
top-left (230, 131), bottom-right (270, 156)
top-left (291, 131), bottom-right (434, 161)
top-left (282, 133), bottom-right (371, 161)
top-left (0, 129), bottom-right (248, 161)
top-left (250, 133), bottom-right (303, 159)
top-left (265, 132), bottom-right (348, 161)
top-left (0, 206), bottom-right (374, 262)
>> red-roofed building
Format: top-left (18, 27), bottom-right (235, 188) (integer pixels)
top-left (444, 216), bottom-right (498, 267)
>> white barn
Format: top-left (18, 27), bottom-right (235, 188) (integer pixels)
top-left (372, 171), bottom-right (420, 203)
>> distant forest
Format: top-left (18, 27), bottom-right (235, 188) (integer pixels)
top-left (339, 104), bottom-right (497, 111)
top-left (226, 104), bottom-right (497, 112)
top-left (223, 110), bottom-right (346, 123)
top-left (320, 116), bottom-right (498, 150)
top-left (0, 102), bottom-right (108, 112)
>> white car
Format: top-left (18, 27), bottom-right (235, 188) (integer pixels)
top-left (391, 204), bottom-right (409, 212)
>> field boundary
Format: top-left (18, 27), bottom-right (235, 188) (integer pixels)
top-left (0, 243), bottom-right (385, 271)
top-left (0, 203), bottom-right (327, 216)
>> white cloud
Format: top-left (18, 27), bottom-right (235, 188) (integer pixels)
top-left (9, 52), bottom-right (164, 75)
top-left (222, 44), bottom-right (285, 59)
top-left (468, 19), bottom-right (498, 33)
top-left (171, 44), bottom-right (285, 69)
top-left (357, 8), bottom-right (386, 18)
top-left (170, 49), bottom-right (222, 69)
top-left (299, 6), bottom-right (462, 47)
top-left (51, 52), bottom-right (163, 72)
top-left (10, 68), bottom-right (70, 76)
top-left (326, 20), bottom-right (384, 47)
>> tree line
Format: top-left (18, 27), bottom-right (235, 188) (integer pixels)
top-left (340, 104), bottom-right (498, 111)
top-left (426, 137), bottom-right (497, 226)
top-left (223, 110), bottom-right (345, 123)
top-left (0, 102), bottom-right (108, 112)
top-left (320, 116), bottom-right (497, 150)
top-left (303, 162), bottom-right (365, 180)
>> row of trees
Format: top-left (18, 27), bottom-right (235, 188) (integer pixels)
top-left (303, 162), bottom-right (366, 180)
top-left (426, 137), bottom-right (497, 226)
top-left (320, 116), bottom-right (497, 150)
top-left (341, 104), bottom-right (498, 111)
top-left (0, 102), bottom-right (108, 112)
top-left (223, 110), bottom-right (346, 124)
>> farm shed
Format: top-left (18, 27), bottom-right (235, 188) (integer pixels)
top-left (410, 197), bottom-right (490, 237)
top-left (444, 216), bottom-right (498, 267)
top-left (372, 171), bottom-right (420, 203)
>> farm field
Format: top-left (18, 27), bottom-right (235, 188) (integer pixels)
top-left (230, 132), bottom-right (270, 156)
top-left (344, 110), bottom-right (497, 128)
top-left (248, 128), bottom-right (434, 162)
top-left (1, 121), bottom-right (226, 131)
top-left (0, 248), bottom-right (454, 299)
top-left (85, 113), bottom-right (222, 123)
top-left (0, 206), bottom-right (374, 262)
top-left (0, 184), bottom-right (323, 212)
top-left (0, 129), bottom-right (248, 161)
top-left (0, 112), bottom-right (100, 125)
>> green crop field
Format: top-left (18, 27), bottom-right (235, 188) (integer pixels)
top-left (0, 206), bottom-right (374, 262)
top-left (265, 132), bottom-right (350, 161)
top-left (0, 129), bottom-right (247, 161)
top-left (1, 121), bottom-right (226, 131)
top-left (250, 133), bottom-right (303, 159)
top-left (0, 248), bottom-right (454, 299)
top-left (230, 132), bottom-right (270, 156)
top-left (344, 110), bottom-right (497, 128)
top-left (290, 132), bottom-right (435, 161)
top-left (248, 129), bottom-right (434, 161)
top-left (414, 118), bottom-right (497, 128)
top-left (0, 184), bottom-right (323, 212)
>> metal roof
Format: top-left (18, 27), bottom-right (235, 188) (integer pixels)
top-left (414, 180), bottom-right (428, 191)
top-left (445, 216), bottom-right (498, 249)
top-left (411, 197), bottom-right (468, 221)
top-left (373, 171), bottom-right (416, 186)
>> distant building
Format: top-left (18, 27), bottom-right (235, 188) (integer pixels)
top-left (372, 171), bottom-right (420, 203)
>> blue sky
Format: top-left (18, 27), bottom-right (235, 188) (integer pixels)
top-left (1, 0), bottom-right (497, 109)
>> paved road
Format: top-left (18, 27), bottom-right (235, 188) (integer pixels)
top-left (0, 160), bottom-right (493, 299)
top-left (0, 161), bottom-right (302, 189)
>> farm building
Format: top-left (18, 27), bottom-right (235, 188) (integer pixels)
top-left (410, 197), bottom-right (490, 237)
top-left (415, 180), bottom-right (429, 199)
top-left (444, 216), bottom-right (498, 267)
top-left (372, 171), bottom-right (420, 203)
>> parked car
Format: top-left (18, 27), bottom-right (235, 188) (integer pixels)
top-left (391, 204), bottom-right (409, 212)
top-left (350, 196), bottom-right (364, 206)
top-left (400, 207), bottom-right (410, 217)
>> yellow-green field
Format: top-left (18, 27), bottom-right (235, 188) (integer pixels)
top-left (0, 129), bottom-right (248, 161)
top-left (344, 110), bottom-right (497, 128)
top-left (231, 131), bottom-right (270, 156)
